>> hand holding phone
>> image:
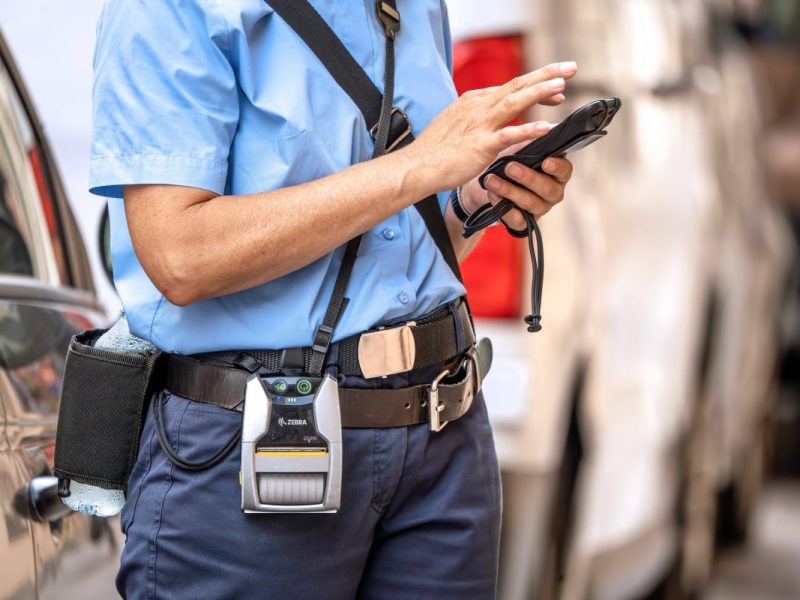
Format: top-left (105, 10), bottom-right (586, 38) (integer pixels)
top-left (465, 96), bottom-right (622, 334)
top-left (478, 96), bottom-right (622, 190)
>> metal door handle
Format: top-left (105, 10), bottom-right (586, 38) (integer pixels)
top-left (13, 475), bottom-right (72, 523)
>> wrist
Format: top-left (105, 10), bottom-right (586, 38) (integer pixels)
top-left (459, 180), bottom-right (486, 215)
top-left (449, 187), bottom-right (471, 223)
top-left (392, 144), bottom-right (441, 203)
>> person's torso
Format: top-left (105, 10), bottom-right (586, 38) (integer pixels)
top-left (107, 0), bottom-right (464, 354)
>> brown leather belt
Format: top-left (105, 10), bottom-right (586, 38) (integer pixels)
top-left (163, 338), bottom-right (492, 430)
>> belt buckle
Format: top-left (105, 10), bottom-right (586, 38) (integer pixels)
top-left (428, 348), bottom-right (480, 433)
top-left (358, 321), bottom-right (416, 379)
top-left (428, 367), bottom-right (452, 433)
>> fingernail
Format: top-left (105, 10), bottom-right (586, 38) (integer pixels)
top-left (548, 78), bottom-right (565, 89)
top-left (485, 175), bottom-right (500, 190)
top-left (559, 61), bottom-right (577, 74)
top-left (542, 159), bottom-right (552, 171)
top-left (506, 163), bottom-right (523, 177)
top-left (534, 121), bottom-right (551, 132)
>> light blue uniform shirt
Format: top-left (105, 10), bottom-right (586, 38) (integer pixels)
top-left (90, 0), bottom-right (464, 354)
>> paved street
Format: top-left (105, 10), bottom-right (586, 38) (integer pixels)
top-left (706, 482), bottom-right (800, 600)
top-left (39, 520), bottom-right (122, 600)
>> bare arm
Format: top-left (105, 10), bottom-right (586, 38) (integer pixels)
top-left (127, 149), bottom-right (434, 306)
top-left (125, 62), bottom-right (577, 306)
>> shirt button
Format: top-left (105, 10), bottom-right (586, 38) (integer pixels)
top-left (382, 228), bottom-right (396, 241)
top-left (398, 292), bottom-right (410, 305)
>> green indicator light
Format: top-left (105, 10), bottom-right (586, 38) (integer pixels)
top-left (296, 379), bottom-right (312, 394)
top-left (272, 380), bottom-right (288, 394)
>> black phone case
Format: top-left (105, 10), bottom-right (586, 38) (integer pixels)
top-left (479, 96), bottom-right (622, 189)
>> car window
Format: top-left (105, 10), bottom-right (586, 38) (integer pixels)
top-left (0, 202), bottom-right (33, 275)
top-left (0, 58), bottom-right (68, 284)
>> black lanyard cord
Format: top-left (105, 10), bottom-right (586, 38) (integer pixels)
top-left (153, 392), bottom-right (241, 471)
top-left (297, 0), bottom-right (398, 376)
top-left (463, 198), bottom-right (544, 332)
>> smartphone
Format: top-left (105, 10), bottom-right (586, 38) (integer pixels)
top-left (479, 96), bottom-right (622, 189)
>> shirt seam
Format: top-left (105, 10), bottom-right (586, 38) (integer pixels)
top-left (91, 152), bottom-right (227, 167)
top-left (210, 0), bottom-right (235, 65)
top-left (148, 295), bottom-right (165, 344)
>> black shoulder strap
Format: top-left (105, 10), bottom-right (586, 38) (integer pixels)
top-left (266, 1), bottom-right (383, 128)
top-left (266, 0), bottom-right (462, 282)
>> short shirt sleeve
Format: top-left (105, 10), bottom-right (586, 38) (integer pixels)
top-left (89, 0), bottom-right (239, 199)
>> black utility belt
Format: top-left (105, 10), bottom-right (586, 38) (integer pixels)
top-left (196, 296), bottom-right (475, 379)
top-left (167, 297), bottom-right (489, 430)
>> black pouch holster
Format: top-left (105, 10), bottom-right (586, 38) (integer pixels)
top-left (53, 329), bottom-right (163, 494)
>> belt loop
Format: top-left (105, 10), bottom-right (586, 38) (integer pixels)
top-left (324, 342), bottom-right (341, 377)
top-left (448, 300), bottom-right (466, 355)
top-left (280, 347), bottom-right (305, 372)
top-left (232, 353), bottom-right (263, 374)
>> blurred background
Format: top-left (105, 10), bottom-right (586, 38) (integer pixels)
top-left (0, 0), bottom-right (799, 599)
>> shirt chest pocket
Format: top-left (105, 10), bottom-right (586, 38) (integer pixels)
top-left (229, 125), bottom-right (370, 195)
top-left (228, 129), bottom-right (319, 193)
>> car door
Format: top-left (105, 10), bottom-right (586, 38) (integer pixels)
top-left (0, 377), bottom-right (37, 600)
top-left (0, 291), bottom-right (117, 599)
top-left (0, 31), bottom-right (118, 599)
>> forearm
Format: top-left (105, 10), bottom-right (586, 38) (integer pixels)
top-left (126, 146), bottom-right (438, 306)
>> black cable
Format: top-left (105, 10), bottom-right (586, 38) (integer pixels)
top-left (153, 393), bottom-right (241, 471)
top-left (462, 198), bottom-right (544, 332)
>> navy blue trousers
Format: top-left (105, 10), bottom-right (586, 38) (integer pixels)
top-left (117, 362), bottom-right (501, 599)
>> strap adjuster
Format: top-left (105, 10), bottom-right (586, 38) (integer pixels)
top-left (311, 324), bottom-right (334, 355)
top-left (370, 107), bottom-right (412, 153)
top-left (375, 1), bottom-right (400, 39)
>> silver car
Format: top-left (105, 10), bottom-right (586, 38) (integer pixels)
top-left (0, 31), bottom-right (117, 599)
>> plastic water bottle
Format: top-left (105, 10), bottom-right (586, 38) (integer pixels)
top-left (61, 481), bottom-right (127, 517)
top-left (60, 315), bottom-right (155, 517)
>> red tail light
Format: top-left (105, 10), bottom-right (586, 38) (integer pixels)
top-left (453, 36), bottom-right (525, 317)
top-left (29, 144), bottom-right (69, 283)
top-left (29, 145), bottom-right (58, 238)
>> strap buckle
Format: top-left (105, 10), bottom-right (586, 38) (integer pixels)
top-left (375, 1), bottom-right (400, 39)
top-left (428, 367), bottom-right (452, 432)
top-left (428, 354), bottom-right (477, 432)
top-left (370, 107), bottom-right (412, 153)
top-left (358, 321), bottom-right (416, 379)
top-left (311, 324), bottom-right (335, 355)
